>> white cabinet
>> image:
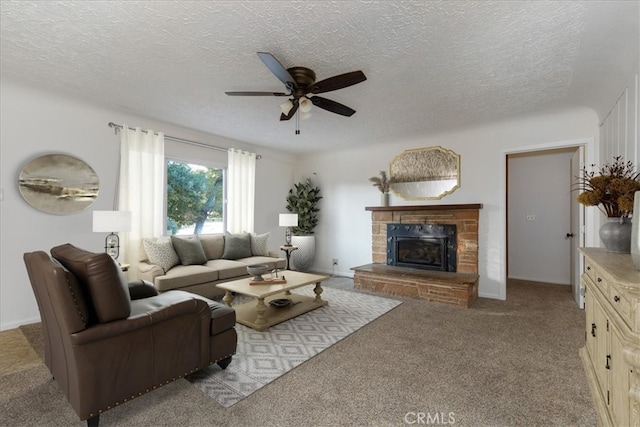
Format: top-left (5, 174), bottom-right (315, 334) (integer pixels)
top-left (580, 248), bottom-right (640, 427)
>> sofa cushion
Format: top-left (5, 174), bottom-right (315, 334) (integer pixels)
top-left (50, 243), bottom-right (131, 323)
top-left (222, 233), bottom-right (252, 260)
top-left (199, 234), bottom-right (225, 260)
top-left (205, 259), bottom-right (250, 280)
top-left (171, 235), bottom-right (207, 265)
top-left (143, 237), bottom-right (180, 273)
top-left (154, 264), bottom-right (219, 292)
top-left (250, 232), bottom-right (270, 256)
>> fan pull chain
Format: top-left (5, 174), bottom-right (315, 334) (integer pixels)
top-left (295, 110), bottom-right (300, 135)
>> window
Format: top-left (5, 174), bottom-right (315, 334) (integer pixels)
top-left (166, 159), bottom-right (225, 235)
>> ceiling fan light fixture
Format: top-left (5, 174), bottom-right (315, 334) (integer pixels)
top-left (280, 99), bottom-right (294, 115)
top-left (300, 111), bottom-right (312, 120)
top-left (299, 97), bottom-right (312, 113)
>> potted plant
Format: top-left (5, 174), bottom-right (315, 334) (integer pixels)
top-left (369, 170), bottom-right (394, 206)
top-left (576, 156), bottom-right (640, 253)
top-left (285, 178), bottom-right (322, 271)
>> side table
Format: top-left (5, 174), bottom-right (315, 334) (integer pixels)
top-left (279, 245), bottom-right (298, 270)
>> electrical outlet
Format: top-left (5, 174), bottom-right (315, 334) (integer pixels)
top-left (332, 258), bottom-right (338, 266)
top-left (526, 214), bottom-right (535, 222)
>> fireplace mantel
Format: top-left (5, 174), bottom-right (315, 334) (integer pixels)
top-left (365, 203), bottom-right (483, 212)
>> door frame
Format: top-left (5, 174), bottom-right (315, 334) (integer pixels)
top-left (499, 137), bottom-right (598, 301)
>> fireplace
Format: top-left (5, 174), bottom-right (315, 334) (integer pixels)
top-left (387, 223), bottom-right (457, 272)
top-left (354, 204), bottom-right (482, 308)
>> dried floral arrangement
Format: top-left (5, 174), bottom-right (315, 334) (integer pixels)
top-left (369, 170), bottom-right (395, 193)
top-left (576, 156), bottom-right (640, 218)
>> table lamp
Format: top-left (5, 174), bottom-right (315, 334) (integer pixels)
top-left (279, 213), bottom-right (298, 246)
top-left (93, 210), bottom-right (132, 260)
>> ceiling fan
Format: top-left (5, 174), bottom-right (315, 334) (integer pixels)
top-left (225, 52), bottom-right (367, 123)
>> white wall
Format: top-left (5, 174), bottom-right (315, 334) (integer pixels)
top-left (600, 67), bottom-right (639, 166)
top-left (507, 149), bottom-right (577, 284)
top-left (294, 107), bottom-right (600, 300)
top-left (0, 78), bottom-right (295, 331)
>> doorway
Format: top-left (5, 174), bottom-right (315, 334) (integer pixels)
top-left (506, 146), bottom-right (585, 307)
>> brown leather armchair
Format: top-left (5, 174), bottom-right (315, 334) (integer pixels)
top-left (24, 244), bottom-right (237, 426)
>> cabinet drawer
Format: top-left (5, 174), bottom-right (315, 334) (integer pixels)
top-left (609, 283), bottom-right (632, 327)
top-left (585, 258), bottom-right (598, 283)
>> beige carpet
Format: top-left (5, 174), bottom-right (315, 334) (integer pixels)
top-left (0, 328), bottom-right (41, 376)
top-left (0, 278), bottom-right (596, 426)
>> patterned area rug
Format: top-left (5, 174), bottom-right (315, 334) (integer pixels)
top-left (186, 286), bottom-right (402, 407)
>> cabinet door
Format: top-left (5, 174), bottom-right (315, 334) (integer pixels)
top-left (610, 325), bottom-right (631, 426)
top-left (593, 297), bottom-right (609, 399)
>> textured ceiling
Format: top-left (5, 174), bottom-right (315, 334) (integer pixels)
top-left (1, 1), bottom-right (638, 153)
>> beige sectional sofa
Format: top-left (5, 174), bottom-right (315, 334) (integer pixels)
top-left (138, 233), bottom-right (286, 299)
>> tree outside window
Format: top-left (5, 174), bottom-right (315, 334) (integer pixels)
top-left (166, 160), bottom-right (224, 235)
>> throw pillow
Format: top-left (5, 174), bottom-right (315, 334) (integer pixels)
top-left (171, 235), bottom-right (207, 265)
top-left (222, 233), bottom-right (252, 259)
top-left (250, 232), bottom-right (270, 256)
top-left (143, 237), bottom-right (180, 273)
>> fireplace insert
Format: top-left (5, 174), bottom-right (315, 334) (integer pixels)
top-left (387, 223), bottom-right (457, 272)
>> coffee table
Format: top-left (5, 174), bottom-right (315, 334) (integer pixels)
top-left (216, 270), bottom-right (328, 331)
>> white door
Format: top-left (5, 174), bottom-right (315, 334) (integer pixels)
top-left (570, 147), bottom-right (585, 308)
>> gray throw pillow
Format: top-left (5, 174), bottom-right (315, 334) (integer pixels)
top-left (222, 233), bottom-right (252, 259)
top-left (171, 235), bottom-right (207, 265)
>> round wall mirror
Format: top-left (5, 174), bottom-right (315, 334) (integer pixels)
top-left (389, 146), bottom-right (460, 200)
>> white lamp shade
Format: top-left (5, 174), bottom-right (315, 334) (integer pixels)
top-left (280, 100), bottom-right (294, 115)
top-left (279, 213), bottom-right (298, 227)
top-left (93, 211), bottom-right (132, 232)
top-left (299, 97), bottom-right (312, 113)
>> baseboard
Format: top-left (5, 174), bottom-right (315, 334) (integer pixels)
top-left (1, 315), bottom-right (41, 332)
top-left (508, 275), bottom-right (570, 286)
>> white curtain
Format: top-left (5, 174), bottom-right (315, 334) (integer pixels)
top-left (227, 148), bottom-right (256, 233)
top-left (118, 125), bottom-right (165, 272)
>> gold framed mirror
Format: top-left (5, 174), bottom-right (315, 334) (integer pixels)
top-left (389, 146), bottom-right (460, 200)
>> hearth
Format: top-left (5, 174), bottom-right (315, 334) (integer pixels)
top-left (387, 223), bottom-right (457, 272)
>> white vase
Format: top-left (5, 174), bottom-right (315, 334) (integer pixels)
top-left (631, 191), bottom-right (640, 270)
top-left (381, 193), bottom-right (389, 206)
top-left (290, 235), bottom-right (316, 272)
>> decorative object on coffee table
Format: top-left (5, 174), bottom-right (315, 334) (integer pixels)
top-left (576, 156), bottom-right (640, 253)
top-left (246, 264), bottom-right (269, 281)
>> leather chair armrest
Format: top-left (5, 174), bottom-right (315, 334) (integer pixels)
top-left (70, 295), bottom-right (209, 345)
top-left (128, 280), bottom-right (159, 300)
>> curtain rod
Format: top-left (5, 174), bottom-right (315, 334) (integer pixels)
top-left (107, 122), bottom-right (261, 159)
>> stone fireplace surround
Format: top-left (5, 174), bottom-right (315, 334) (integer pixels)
top-left (353, 204), bottom-right (482, 308)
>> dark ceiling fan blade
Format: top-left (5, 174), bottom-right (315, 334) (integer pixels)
top-left (310, 96), bottom-right (356, 117)
top-left (257, 52), bottom-right (298, 91)
top-left (309, 71), bottom-right (367, 94)
top-left (225, 91), bottom-right (289, 96)
top-left (280, 99), bottom-right (299, 121)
